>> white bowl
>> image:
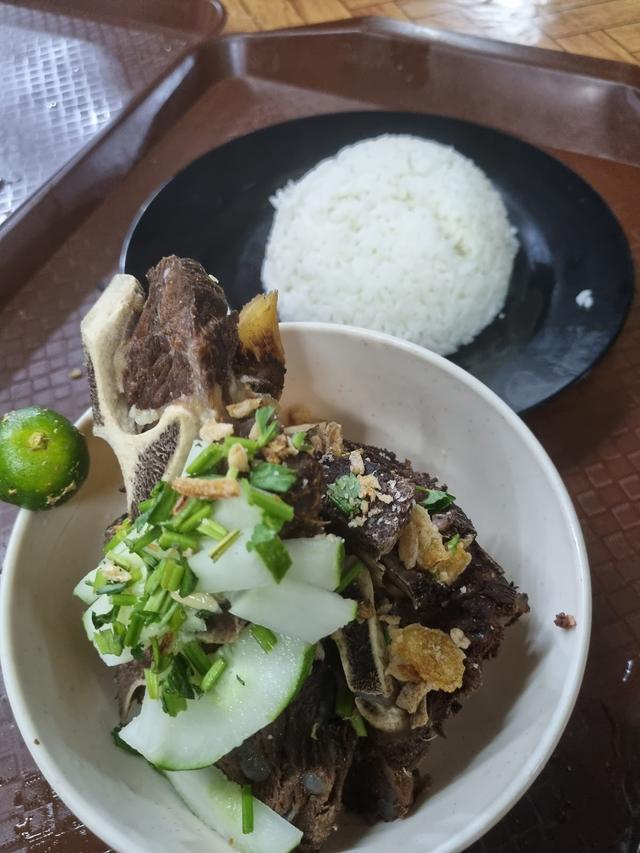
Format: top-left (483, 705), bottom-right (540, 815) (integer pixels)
top-left (0, 323), bottom-right (590, 853)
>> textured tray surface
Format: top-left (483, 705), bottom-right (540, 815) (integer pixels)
top-left (1, 19), bottom-right (639, 853)
top-left (0, 0), bottom-right (225, 295)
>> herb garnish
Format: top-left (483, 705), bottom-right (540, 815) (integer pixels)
top-left (335, 681), bottom-right (368, 738)
top-left (416, 486), bottom-right (456, 514)
top-left (291, 430), bottom-right (312, 452)
top-left (201, 657), bottom-right (227, 693)
top-left (249, 461), bottom-right (297, 494)
top-left (243, 481), bottom-right (294, 522)
top-left (241, 784), bottom-right (254, 834)
top-left (186, 442), bottom-right (227, 477)
top-left (335, 561), bottom-right (363, 594)
top-left (250, 624), bottom-right (278, 653)
top-left (255, 406), bottom-right (279, 447)
top-left (447, 533), bottom-right (461, 552)
top-left (327, 474), bottom-right (361, 517)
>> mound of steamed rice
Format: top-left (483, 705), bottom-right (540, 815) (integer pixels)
top-left (261, 135), bottom-right (518, 356)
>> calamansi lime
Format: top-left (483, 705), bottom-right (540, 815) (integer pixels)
top-left (0, 407), bottom-right (89, 510)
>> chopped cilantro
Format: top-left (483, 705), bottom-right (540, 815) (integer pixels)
top-left (416, 487), bottom-right (456, 514)
top-left (327, 474), bottom-right (361, 517)
top-left (249, 461), bottom-right (297, 494)
top-left (291, 430), bottom-right (312, 452)
top-left (255, 406), bottom-right (279, 447)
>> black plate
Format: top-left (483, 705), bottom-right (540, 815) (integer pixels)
top-left (122, 111), bottom-right (634, 413)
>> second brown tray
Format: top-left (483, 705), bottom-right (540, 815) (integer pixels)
top-left (1, 17), bottom-right (639, 853)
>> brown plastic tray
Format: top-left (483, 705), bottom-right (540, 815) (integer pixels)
top-left (1, 16), bottom-right (640, 852)
top-left (0, 0), bottom-right (225, 302)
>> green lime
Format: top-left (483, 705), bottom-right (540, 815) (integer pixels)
top-left (0, 407), bottom-right (89, 510)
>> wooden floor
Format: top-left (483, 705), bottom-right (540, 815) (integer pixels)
top-left (222, 0), bottom-right (640, 64)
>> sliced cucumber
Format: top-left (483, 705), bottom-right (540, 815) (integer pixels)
top-left (165, 765), bottom-right (302, 853)
top-left (74, 567), bottom-right (98, 605)
top-left (189, 495), bottom-right (345, 593)
top-left (212, 495), bottom-right (263, 531)
top-left (119, 628), bottom-right (312, 770)
top-left (189, 530), bottom-right (274, 592)
top-left (187, 497), bottom-right (273, 592)
top-left (230, 580), bottom-right (357, 644)
top-left (285, 534), bottom-right (344, 590)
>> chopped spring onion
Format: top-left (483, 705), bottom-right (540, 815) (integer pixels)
top-left (160, 558), bottom-right (185, 592)
top-left (249, 461), bottom-right (297, 494)
top-left (291, 430), bottom-right (311, 452)
top-left (255, 406), bottom-right (278, 447)
top-left (335, 683), bottom-right (368, 737)
top-left (136, 497), bottom-right (153, 513)
top-left (139, 551), bottom-right (159, 570)
top-left (158, 530), bottom-right (200, 552)
top-left (350, 711), bottom-right (368, 738)
top-left (241, 784), bottom-right (254, 835)
top-left (110, 552), bottom-right (136, 572)
top-left (130, 526), bottom-right (160, 555)
top-left (94, 580), bottom-right (128, 596)
top-left (250, 624), bottom-right (277, 653)
top-left (178, 559), bottom-right (198, 597)
top-left (170, 604), bottom-right (188, 632)
top-left (181, 641), bottom-right (212, 677)
top-left (335, 561), bottom-right (363, 594)
top-left (158, 601), bottom-right (187, 631)
top-left (144, 588), bottom-right (169, 616)
top-left (137, 482), bottom-right (163, 513)
top-left (186, 443), bottom-right (227, 476)
top-left (327, 474), bottom-right (361, 518)
top-left (166, 498), bottom-right (202, 531)
top-left (416, 487), bottom-right (456, 514)
top-left (222, 435), bottom-right (259, 453)
top-left (151, 637), bottom-right (163, 671)
top-left (104, 519), bottom-right (132, 552)
top-left (245, 523), bottom-right (291, 582)
top-left (201, 657), bottom-right (227, 693)
top-left (145, 563), bottom-right (162, 595)
top-left (198, 518), bottom-right (229, 541)
top-left (209, 529), bottom-right (240, 562)
top-left (124, 612), bottom-right (144, 648)
top-left (148, 484), bottom-right (179, 525)
top-left (144, 667), bottom-right (159, 700)
top-left (243, 481), bottom-right (294, 523)
top-left (447, 533), bottom-right (461, 552)
top-left (94, 626), bottom-right (125, 656)
top-left (335, 682), bottom-right (355, 720)
top-left (179, 503), bottom-right (213, 533)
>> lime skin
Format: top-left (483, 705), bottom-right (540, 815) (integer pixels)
top-left (0, 407), bottom-right (90, 510)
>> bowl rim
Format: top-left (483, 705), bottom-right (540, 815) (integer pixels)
top-left (0, 322), bottom-right (591, 853)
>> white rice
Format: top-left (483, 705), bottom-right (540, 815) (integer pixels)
top-left (261, 134), bottom-right (518, 355)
